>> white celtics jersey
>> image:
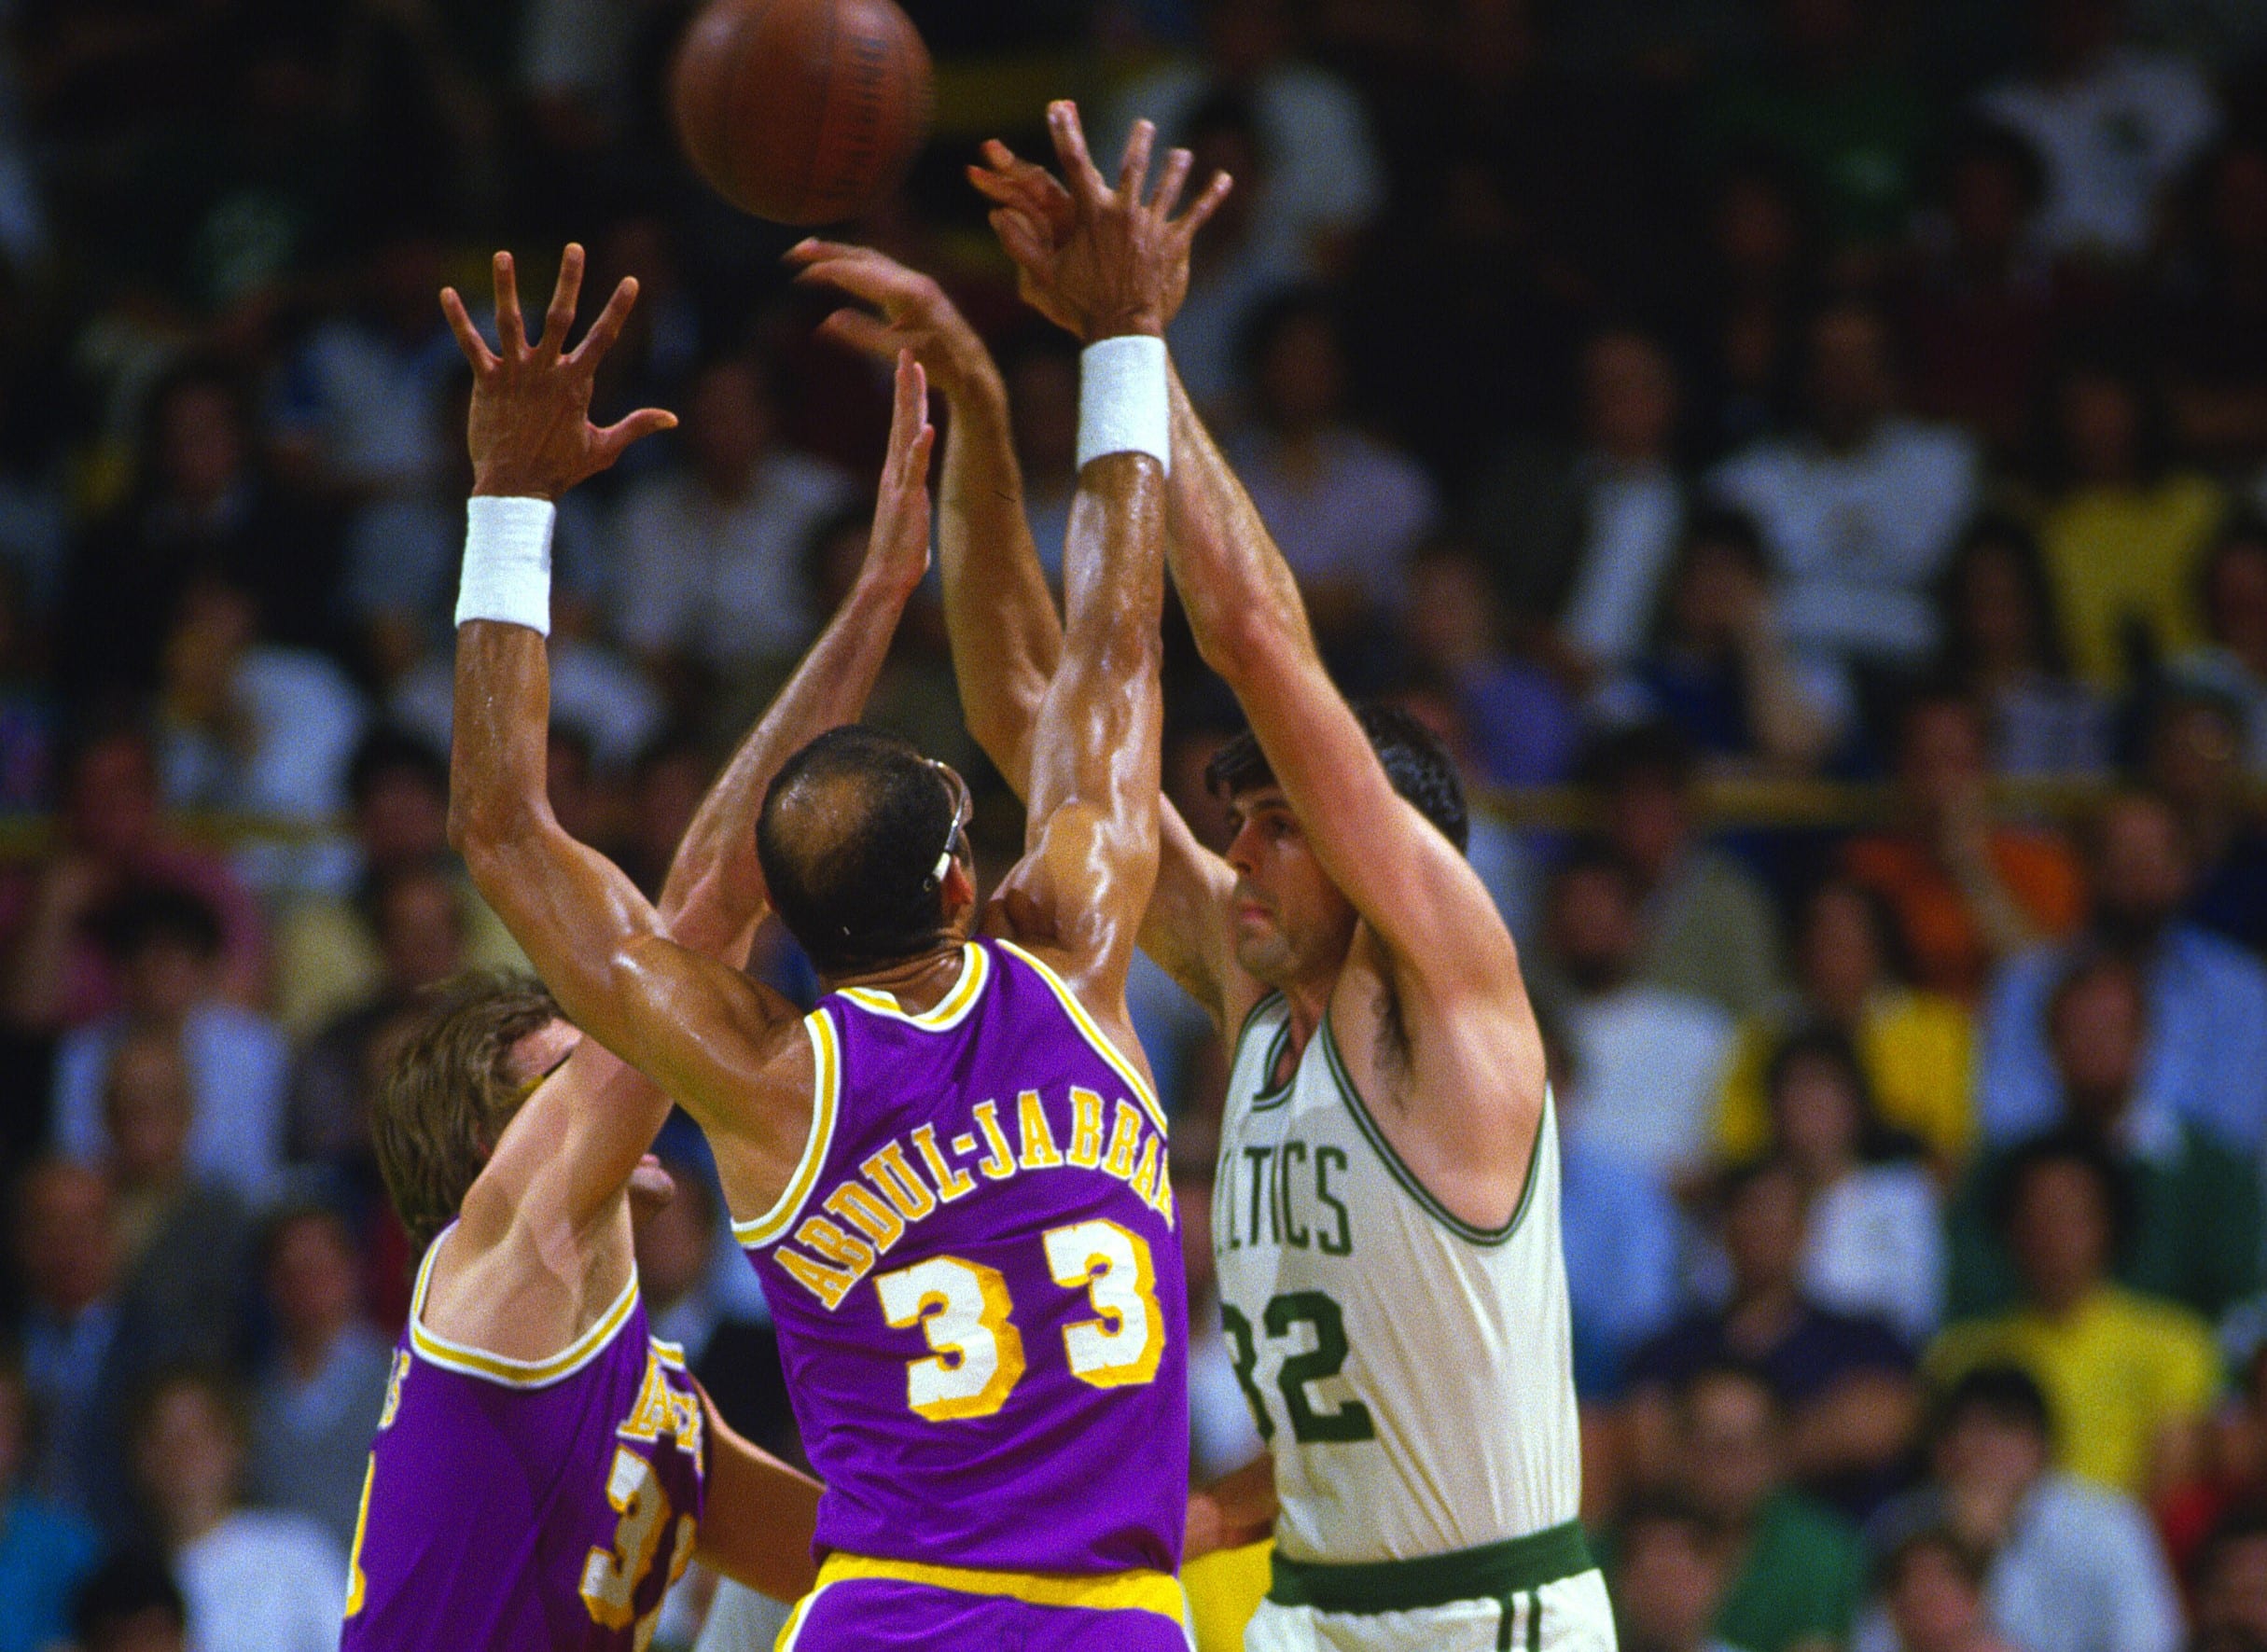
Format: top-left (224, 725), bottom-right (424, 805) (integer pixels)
top-left (1214, 993), bottom-right (1581, 1566)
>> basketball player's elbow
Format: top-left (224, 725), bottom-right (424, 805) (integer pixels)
top-left (1194, 600), bottom-right (1286, 687)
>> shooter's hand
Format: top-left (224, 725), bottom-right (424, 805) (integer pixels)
top-left (975, 102), bottom-right (1231, 343)
top-left (786, 240), bottom-right (997, 404)
top-left (440, 244), bottom-right (677, 500)
top-left (867, 350), bottom-right (938, 596)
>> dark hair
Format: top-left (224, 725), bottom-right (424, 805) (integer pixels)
top-left (757, 726), bottom-right (965, 976)
top-left (2038, 346), bottom-right (2177, 492)
top-left (371, 971), bottom-right (561, 1256)
top-left (129, 1365), bottom-right (250, 1468)
top-left (1182, 88), bottom-right (1263, 155)
top-left (2193, 1505), bottom-right (2267, 1594)
top-left (257, 1196), bottom-right (358, 1276)
top-left (1680, 505), bottom-right (1770, 576)
top-left (347, 726), bottom-right (449, 810)
top-left (1548, 837), bottom-right (1641, 905)
top-left (1799, 873), bottom-right (1919, 987)
top-left (1763, 1022), bottom-right (1911, 1161)
top-left (1877, 1525), bottom-right (1991, 1595)
top-left (1931, 1362), bottom-right (2053, 1446)
top-left (1935, 511), bottom-right (2076, 679)
top-left (2199, 510), bottom-right (2267, 645)
top-left (1617, 1490), bottom-right (1718, 1549)
top-left (73, 1552), bottom-right (188, 1646)
top-left (2045, 945), bottom-right (2147, 1042)
top-left (91, 886), bottom-right (224, 965)
top-left (1235, 285), bottom-right (1343, 396)
top-left (1203, 701), bottom-right (1468, 854)
top-left (355, 853), bottom-right (466, 938)
top-left (1988, 1127), bottom-right (2134, 1253)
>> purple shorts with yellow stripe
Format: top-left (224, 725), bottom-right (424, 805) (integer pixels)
top-left (778, 1554), bottom-right (1189, 1650)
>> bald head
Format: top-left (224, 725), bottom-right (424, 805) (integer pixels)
top-left (757, 727), bottom-right (970, 977)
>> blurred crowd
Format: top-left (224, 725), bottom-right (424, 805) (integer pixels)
top-left (5, 0), bottom-right (2267, 1648)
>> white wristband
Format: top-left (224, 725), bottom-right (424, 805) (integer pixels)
top-left (456, 496), bottom-right (555, 634)
top-left (1077, 334), bottom-right (1170, 475)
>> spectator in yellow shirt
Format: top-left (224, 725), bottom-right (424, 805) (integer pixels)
top-left (1928, 1132), bottom-right (2219, 1499)
top-left (1718, 876), bottom-right (1975, 1173)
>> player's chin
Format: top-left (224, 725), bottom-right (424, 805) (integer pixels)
top-left (628, 1156), bottom-right (676, 1210)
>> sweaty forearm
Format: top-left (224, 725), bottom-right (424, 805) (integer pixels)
top-left (939, 373), bottom-right (1061, 798)
top-left (660, 566), bottom-right (920, 955)
top-left (1164, 366), bottom-right (1314, 678)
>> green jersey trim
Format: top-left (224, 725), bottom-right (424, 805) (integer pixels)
top-left (1231, 993), bottom-right (1297, 1112)
top-left (1268, 1520), bottom-right (1593, 1615)
top-left (1317, 1014), bottom-right (1547, 1248)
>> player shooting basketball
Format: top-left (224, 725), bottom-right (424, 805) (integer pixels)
top-left (803, 100), bottom-right (1616, 1652)
top-left (341, 245), bottom-right (946, 1646)
top-left (443, 128), bottom-right (1229, 1648)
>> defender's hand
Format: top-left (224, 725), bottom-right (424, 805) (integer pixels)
top-left (976, 102), bottom-right (1231, 343)
top-left (785, 240), bottom-right (996, 403)
top-left (440, 243), bottom-right (676, 500)
top-left (867, 350), bottom-right (937, 596)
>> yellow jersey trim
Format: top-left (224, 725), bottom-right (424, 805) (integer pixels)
top-left (809, 1551), bottom-right (1186, 1625)
top-left (996, 940), bottom-right (1168, 1133)
top-left (733, 1009), bottom-right (842, 1248)
top-left (838, 941), bottom-right (991, 1031)
top-left (408, 1224), bottom-right (641, 1389)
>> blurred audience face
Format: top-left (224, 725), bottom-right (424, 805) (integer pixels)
top-left (2057, 369), bottom-right (2140, 487)
top-left (631, 1163), bottom-right (716, 1312)
top-left (1679, 1368), bottom-right (1783, 1525)
top-left (2048, 962), bottom-right (2145, 1119)
top-left (132, 1377), bottom-right (243, 1543)
top-left (1583, 332), bottom-right (1679, 464)
top-left (1606, 770), bottom-right (1691, 888)
top-left (2092, 794), bottom-right (2191, 944)
top-left (1953, 536), bottom-right (2045, 674)
top-left (355, 763), bottom-right (450, 869)
top-left (374, 867), bottom-right (466, 996)
top-left (1897, 699), bottom-right (1988, 822)
top-left (1770, 1049), bottom-right (1864, 1178)
top-left (14, 1160), bottom-right (117, 1319)
top-left (1256, 312), bottom-right (1345, 435)
top-left (2198, 1530), bottom-right (2267, 1652)
top-left (117, 923), bottom-right (220, 1023)
top-left (2146, 698), bottom-right (2244, 813)
top-left (155, 382), bottom-right (246, 510)
top-left (1885, 1537), bottom-right (1993, 1652)
top-left (1715, 174), bottom-right (1801, 290)
top-left (1948, 146), bottom-right (2035, 266)
top-left (1008, 349), bottom-right (1079, 483)
top-left (1668, 533), bottom-right (1768, 654)
top-left (1797, 882), bottom-right (1885, 1019)
top-left (1933, 1395), bottom-right (2049, 1506)
top-left (102, 1027), bottom-right (194, 1190)
top-left (1616, 1512), bottom-right (1724, 1652)
top-left (2205, 534), bottom-right (2267, 665)
top-left (267, 1210), bottom-right (363, 1355)
top-left (64, 733), bottom-right (161, 860)
top-left (1806, 305), bottom-right (1896, 447)
top-left (1722, 1163), bottom-right (1807, 1298)
top-left (1204, 0), bottom-right (1293, 76)
top-left (1404, 550), bottom-right (1498, 674)
top-left (2008, 1157), bottom-right (2113, 1311)
top-left (686, 360), bottom-right (773, 493)
top-left (1544, 863), bottom-right (1643, 995)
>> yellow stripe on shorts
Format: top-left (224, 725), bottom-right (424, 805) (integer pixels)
top-left (793, 1550), bottom-right (1188, 1626)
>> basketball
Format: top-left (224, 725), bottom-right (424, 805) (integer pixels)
top-left (669, 0), bottom-right (933, 227)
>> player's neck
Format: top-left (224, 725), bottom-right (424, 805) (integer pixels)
top-left (1278, 975), bottom-right (1333, 1059)
top-left (826, 938), bottom-right (971, 1014)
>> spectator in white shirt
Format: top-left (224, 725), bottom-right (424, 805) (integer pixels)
top-left (1543, 843), bottom-right (1737, 1187)
top-left (1712, 299), bottom-right (1982, 673)
top-left (130, 1368), bottom-right (345, 1652)
top-left (611, 354), bottom-right (855, 693)
top-left (1224, 289), bottom-right (1439, 659)
top-left (1764, 1025), bottom-right (1946, 1344)
top-left (1857, 1365), bottom-right (2182, 1652)
top-left (1978, 0), bottom-right (2220, 264)
top-left (1102, 0), bottom-right (1384, 276)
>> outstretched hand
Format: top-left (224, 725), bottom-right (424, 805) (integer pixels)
top-left (867, 349), bottom-right (937, 594)
top-left (784, 239), bottom-right (994, 403)
top-left (440, 244), bottom-right (677, 501)
top-left (968, 101), bottom-right (1231, 343)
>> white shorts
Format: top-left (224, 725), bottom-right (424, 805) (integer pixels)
top-left (1246, 1540), bottom-right (1615, 1652)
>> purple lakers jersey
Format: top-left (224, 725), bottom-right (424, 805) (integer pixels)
top-left (340, 1227), bottom-right (705, 1651)
top-left (743, 937), bottom-right (1189, 1577)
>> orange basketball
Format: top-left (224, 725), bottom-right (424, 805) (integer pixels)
top-left (670, 0), bottom-right (933, 227)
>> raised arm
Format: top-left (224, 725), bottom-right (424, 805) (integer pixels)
top-left (467, 327), bottom-right (939, 1238)
top-left (784, 240), bottom-right (1058, 795)
top-left (980, 105), bottom-right (1225, 1023)
top-left (439, 247), bottom-right (814, 1172)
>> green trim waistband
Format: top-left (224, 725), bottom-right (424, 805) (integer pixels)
top-left (1268, 1521), bottom-right (1594, 1616)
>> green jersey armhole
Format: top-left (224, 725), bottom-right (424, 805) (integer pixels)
top-left (1317, 1014), bottom-right (1547, 1248)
